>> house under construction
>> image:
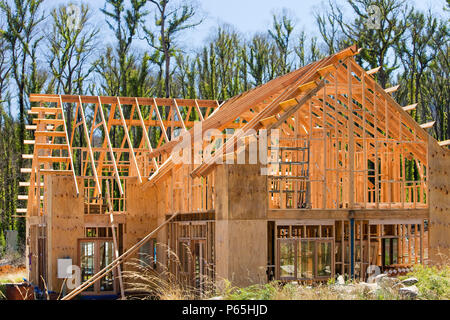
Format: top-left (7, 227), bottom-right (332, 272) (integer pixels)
top-left (18, 45), bottom-right (450, 298)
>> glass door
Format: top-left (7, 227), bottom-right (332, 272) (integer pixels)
top-left (79, 239), bottom-right (116, 294)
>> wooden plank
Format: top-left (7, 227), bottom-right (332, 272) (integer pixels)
top-left (316, 64), bottom-right (336, 77)
top-left (420, 121), bottom-right (435, 129)
top-left (39, 169), bottom-right (72, 175)
top-left (37, 156), bottom-right (70, 163)
top-left (35, 143), bottom-right (68, 150)
top-left (366, 66), bottom-right (381, 75)
top-left (438, 139), bottom-right (450, 147)
top-left (279, 99), bottom-right (298, 111)
top-left (30, 94), bottom-right (219, 108)
top-left (402, 104), bottom-right (417, 112)
top-left (294, 80), bottom-right (318, 95)
top-left (30, 107), bottom-right (61, 114)
top-left (19, 182), bottom-right (43, 187)
top-left (34, 131), bottom-right (66, 137)
top-left (268, 209), bottom-right (429, 220)
top-left (384, 85), bottom-right (399, 94)
top-left (33, 118), bottom-right (64, 125)
top-left (259, 115), bottom-right (278, 127)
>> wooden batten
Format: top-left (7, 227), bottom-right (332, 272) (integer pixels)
top-left (420, 121), bottom-right (435, 129)
top-left (294, 80), bottom-right (318, 95)
top-left (259, 115), bottom-right (278, 127)
top-left (34, 131), bottom-right (66, 137)
top-left (334, 44), bottom-right (358, 61)
top-left (402, 104), bottom-right (417, 112)
top-left (30, 107), bottom-right (61, 114)
top-left (438, 139), bottom-right (450, 147)
top-left (316, 64), bottom-right (336, 77)
top-left (279, 98), bottom-right (298, 111)
top-left (384, 85), bottom-right (400, 94)
top-left (367, 66), bottom-right (381, 75)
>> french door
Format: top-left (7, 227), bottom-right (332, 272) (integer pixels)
top-left (79, 239), bottom-right (116, 295)
top-left (178, 239), bottom-right (207, 291)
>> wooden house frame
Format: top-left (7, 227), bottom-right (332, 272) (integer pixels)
top-left (18, 45), bottom-right (450, 298)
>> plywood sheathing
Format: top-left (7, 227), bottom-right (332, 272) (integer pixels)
top-left (46, 176), bottom-right (84, 292)
top-left (428, 136), bottom-right (450, 262)
top-left (214, 150), bottom-right (268, 287)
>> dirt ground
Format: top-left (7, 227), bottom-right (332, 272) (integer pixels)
top-left (0, 258), bottom-right (26, 284)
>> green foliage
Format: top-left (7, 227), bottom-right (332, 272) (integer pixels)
top-left (221, 282), bottom-right (279, 300)
top-left (401, 264), bottom-right (450, 300)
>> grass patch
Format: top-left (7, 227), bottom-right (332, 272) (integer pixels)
top-left (400, 264), bottom-right (450, 300)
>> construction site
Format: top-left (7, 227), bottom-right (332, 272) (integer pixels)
top-left (13, 45), bottom-right (450, 299)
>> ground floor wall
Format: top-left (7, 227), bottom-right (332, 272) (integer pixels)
top-left (270, 216), bottom-right (428, 282)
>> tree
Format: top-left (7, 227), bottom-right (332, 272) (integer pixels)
top-left (0, 0), bottom-right (44, 154)
top-left (247, 33), bottom-right (270, 86)
top-left (144, 0), bottom-right (202, 98)
top-left (47, 3), bottom-right (99, 143)
top-left (268, 11), bottom-right (294, 76)
top-left (0, 0), bottom-right (45, 243)
top-left (321, 0), bottom-right (411, 88)
top-left (396, 11), bottom-right (443, 123)
top-left (101, 0), bottom-right (148, 96)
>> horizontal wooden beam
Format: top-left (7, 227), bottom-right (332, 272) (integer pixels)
top-left (438, 139), bottom-right (450, 147)
top-left (259, 115), bottom-right (278, 127)
top-left (268, 209), bottom-right (429, 221)
top-left (29, 94), bottom-right (219, 108)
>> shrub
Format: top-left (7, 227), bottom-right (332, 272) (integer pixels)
top-left (401, 264), bottom-right (450, 300)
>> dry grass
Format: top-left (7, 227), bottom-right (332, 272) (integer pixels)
top-left (122, 243), bottom-right (216, 300)
top-left (0, 265), bottom-right (26, 284)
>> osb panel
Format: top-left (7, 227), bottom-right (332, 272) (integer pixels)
top-left (123, 178), bottom-right (159, 275)
top-left (215, 220), bottom-right (267, 287)
top-left (428, 136), bottom-right (450, 263)
top-left (47, 176), bottom-right (84, 292)
top-left (215, 163), bottom-right (267, 221)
